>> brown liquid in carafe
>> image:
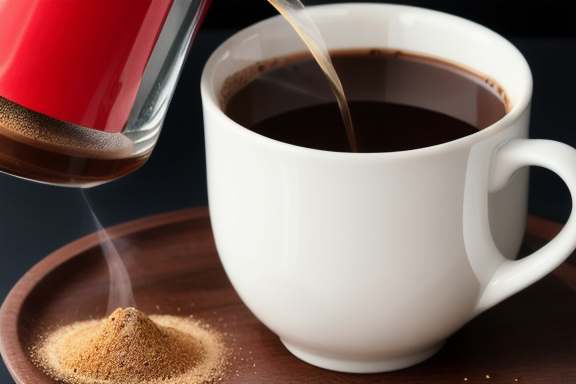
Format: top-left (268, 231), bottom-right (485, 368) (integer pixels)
top-left (0, 96), bottom-right (143, 187)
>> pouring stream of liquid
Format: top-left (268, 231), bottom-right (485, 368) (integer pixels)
top-left (268, 0), bottom-right (358, 152)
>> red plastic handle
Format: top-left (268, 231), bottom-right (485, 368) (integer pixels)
top-left (0, 0), bottom-right (173, 133)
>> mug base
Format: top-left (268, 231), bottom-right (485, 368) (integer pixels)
top-left (281, 339), bottom-right (444, 373)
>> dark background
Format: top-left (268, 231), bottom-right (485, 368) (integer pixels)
top-left (1, 1), bottom-right (575, 382)
top-left (204, 0), bottom-right (576, 37)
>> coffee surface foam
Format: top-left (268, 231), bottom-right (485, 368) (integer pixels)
top-left (0, 96), bottom-right (132, 159)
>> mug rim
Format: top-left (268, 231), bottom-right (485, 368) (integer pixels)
top-left (200, 2), bottom-right (533, 158)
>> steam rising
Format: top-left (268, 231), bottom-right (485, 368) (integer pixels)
top-left (82, 191), bottom-right (136, 314)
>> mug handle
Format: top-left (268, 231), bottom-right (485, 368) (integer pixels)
top-left (475, 138), bottom-right (576, 314)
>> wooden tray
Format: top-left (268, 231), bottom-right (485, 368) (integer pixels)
top-left (1, 207), bottom-right (575, 383)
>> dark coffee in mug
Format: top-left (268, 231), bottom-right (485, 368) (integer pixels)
top-left (223, 49), bottom-right (508, 153)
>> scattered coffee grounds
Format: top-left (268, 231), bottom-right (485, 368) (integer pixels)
top-left (31, 307), bottom-right (228, 384)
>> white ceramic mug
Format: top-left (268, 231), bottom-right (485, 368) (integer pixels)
top-left (201, 3), bottom-right (576, 373)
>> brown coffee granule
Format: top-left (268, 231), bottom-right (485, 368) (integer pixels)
top-left (31, 307), bottom-right (228, 384)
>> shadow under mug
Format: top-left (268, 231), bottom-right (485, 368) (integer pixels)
top-left (201, 3), bottom-right (576, 373)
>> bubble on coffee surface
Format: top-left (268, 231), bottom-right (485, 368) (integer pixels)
top-left (0, 96), bottom-right (132, 159)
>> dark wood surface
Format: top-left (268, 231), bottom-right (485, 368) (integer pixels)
top-left (1, 207), bottom-right (575, 384)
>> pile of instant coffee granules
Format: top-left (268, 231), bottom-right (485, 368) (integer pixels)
top-left (31, 307), bottom-right (228, 384)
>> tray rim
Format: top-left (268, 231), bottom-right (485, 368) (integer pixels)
top-left (0, 206), bottom-right (209, 384)
top-left (0, 209), bottom-right (569, 383)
